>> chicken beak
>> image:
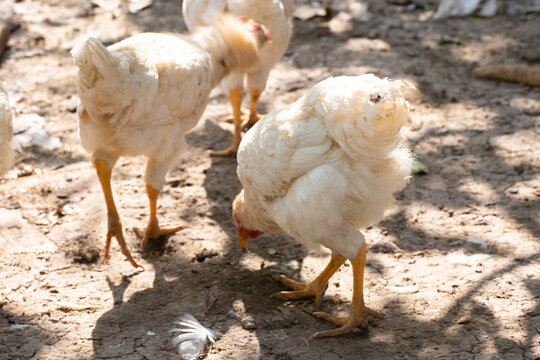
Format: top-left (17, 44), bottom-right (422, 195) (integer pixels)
top-left (238, 231), bottom-right (249, 250)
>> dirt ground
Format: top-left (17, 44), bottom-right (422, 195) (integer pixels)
top-left (0, 0), bottom-right (539, 359)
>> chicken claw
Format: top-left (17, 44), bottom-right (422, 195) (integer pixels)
top-left (273, 253), bottom-right (345, 308)
top-left (103, 213), bottom-right (141, 268)
top-left (136, 184), bottom-right (188, 247)
top-left (135, 224), bottom-right (188, 247)
top-left (312, 307), bottom-right (384, 338)
top-left (209, 146), bottom-right (238, 157)
top-left (222, 109), bottom-right (247, 124)
top-left (311, 243), bottom-right (383, 338)
top-left (95, 159), bottom-right (141, 269)
top-left (274, 275), bottom-right (328, 308)
top-left (243, 88), bottom-right (263, 128)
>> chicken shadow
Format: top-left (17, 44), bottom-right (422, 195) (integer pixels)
top-left (89, 1), bottom-right (539, 359)
top-left (0, 308), bottom-right (50, 359)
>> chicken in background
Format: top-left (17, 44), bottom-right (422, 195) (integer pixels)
top-left (0, 82), bottom-right (14, 176)
top-left (232, 75), bottom-right (414, 337)
top-left (71, 15), bottom-right (270, 268)
top-left (182, 0), bottom-right (294, 156)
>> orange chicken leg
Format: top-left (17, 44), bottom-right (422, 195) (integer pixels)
top-left (94, 159), bottom-right (140, 268)
top-left (274, 253), bottom-right (346, 308)
top-left (211, 86), bottom-right (244, 157)
top-left (244, 88), bottom-right (263, 128)
top-left (312, 243), bottom-right (384, 337)
top-left (135, 184), bottom-right (187, 247)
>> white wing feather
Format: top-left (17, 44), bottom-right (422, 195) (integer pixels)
top-left (169, 314), bottom-right (220, 360)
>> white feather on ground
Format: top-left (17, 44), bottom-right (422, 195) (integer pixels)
top-left (169, 314), bottom-right (220, 360)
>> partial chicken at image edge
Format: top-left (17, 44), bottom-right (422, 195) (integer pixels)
top-left (182, 0), bottom-right (294, 156)
top-left (0, 82), bottom-right (14, 176)
top-left (233, 75), bottom-right (414, 337)
top-left (71, 15), bottom-right (270, 268)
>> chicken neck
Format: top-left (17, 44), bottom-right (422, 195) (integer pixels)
top-left (193, 21), bottom-right (260, 89)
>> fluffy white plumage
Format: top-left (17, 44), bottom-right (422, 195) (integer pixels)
top-left (0, 82), bottom-right (14, 176)
top-left (170, 314), bottom-right (220, 360)
top-left (183, 0), bottom-right (292, 78)
top-left (72, 16), bottom-right (264, 185)
top-left (234, 75), bottom-right (413, 260)
top-left (71, 15), bottom-right (266, 266)
top-left (182, 0), bottom-right (294, 154)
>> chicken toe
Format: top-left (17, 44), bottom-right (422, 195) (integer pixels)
top-left (273, 253), bottom-right (345, 308)
top-left (137, 184), bottom-right (188, 247)
top-left (311, 243), bottom-right (383, 338)
top-left (312, 306), bottom-right (384, 337)
top-left (94, 159), bottom-right (140, 268)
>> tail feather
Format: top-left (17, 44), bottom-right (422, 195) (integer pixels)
top-left (71, 36), bottom-right (117, 90)
top-left (71, 36), bottom-right (133, 127)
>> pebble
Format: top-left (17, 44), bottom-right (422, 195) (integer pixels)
top-left (241, 315), bottom-right (257, 330)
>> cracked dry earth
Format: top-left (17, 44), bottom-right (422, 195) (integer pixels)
top-left (0, 0), bottom-right (539, 359)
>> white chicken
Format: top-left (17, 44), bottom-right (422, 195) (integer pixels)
top-left (232, 75), bottom-right (414, 337)
top-left (71, 15), bottom-right (270, 268)
top-left (0, 82), bottom-right (14, 176)
top-left (182, 0), bottom-right (294, 156)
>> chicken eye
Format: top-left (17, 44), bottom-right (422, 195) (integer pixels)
top-left (370, 93), bottom-right (383, 103)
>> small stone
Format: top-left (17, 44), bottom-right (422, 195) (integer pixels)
top-left (241, 315), bottom-right (257, 330)
top-left (75, 248), bottom-right (100, 264)
top-left (268, 248), bottom-right (276, 255)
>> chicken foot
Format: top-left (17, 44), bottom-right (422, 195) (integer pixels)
top-left (274, 253), bottom-right (346, 308)
top-left (211, 86), bottom-right (244, 157)
top-left (94, 159), bottom-right (140, 268)
top-left (312, 243), bottom-right (384, 337)
top-left (135, 184), bottom-right (187, 247)
top-left (222, 89), bottom-right (263, 128)
top-left (244, 88), bottom-right (263, 127)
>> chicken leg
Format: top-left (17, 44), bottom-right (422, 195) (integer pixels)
top-left (135, 184), bottom-right (188, 247)
top-left (94, 159), bottom-right (140, 268)
top-left (211, 86), bottom-right (243, 157)
top-left (312, 243), bottom-right (384, 337)
top-left (274, 253), bottom-right (346, 308)
top-left (244, 88), bottom-right (263, 128)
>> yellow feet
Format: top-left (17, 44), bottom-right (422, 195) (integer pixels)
top-left (244, 88), bottom-right (263, 128)
top-left (274, 275), bottom-right (327, 308)
top-left (222, 109), bottom-right (247, 124)
top-left (223, 111), bottom-right (262, 127)
top-left (103, 214), bottom-right (141, 268)
top-left (136, 184), bottom-right (188, 247)
top-left (243, 111), bottom-right (263, 128)
top-left (94, 158), bottom-right (141, 269)
top-left (209, 145), bottom-right (238, 157)
top-left (310, 243), bottom-right (383, 338)
top-left (312, 307), bottom-right (384, 338)
top-left (135, 224), bottom-right (188, 248)
top-left (211, 86), bottom-right (243, 157)
top-left (274, 253), bottom-right (346, 308)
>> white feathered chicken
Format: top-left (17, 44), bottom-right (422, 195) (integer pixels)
top-left (0, 82), bottom-right (14, 176)
top-left (183, 0), bottom-right (294, 156)
top-left (71, 16), bottom-right (270, 268)
top-left (232, 75), bottom-right (414, 337)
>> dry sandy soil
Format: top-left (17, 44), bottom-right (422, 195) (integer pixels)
top-left (0, 0), bottom-right (539, 359)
